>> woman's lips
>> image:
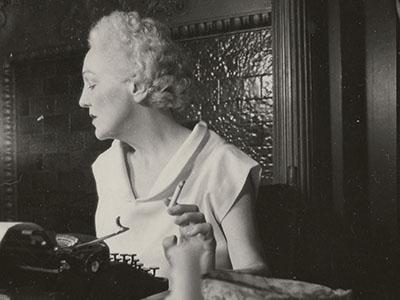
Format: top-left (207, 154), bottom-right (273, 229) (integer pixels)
top-left (89, 114), bottom-right (97, 125)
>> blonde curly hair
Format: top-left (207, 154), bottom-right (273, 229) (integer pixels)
top-left (88, 11), bottom-right (193, 111)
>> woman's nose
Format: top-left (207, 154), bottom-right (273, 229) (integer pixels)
top-left (79, 91), bottom-right (90, 108)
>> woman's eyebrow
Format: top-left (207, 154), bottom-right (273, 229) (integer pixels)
top-left (82, 70), bottom-right (96, 76)
top-left (82, 71), bottom-right (98, 83)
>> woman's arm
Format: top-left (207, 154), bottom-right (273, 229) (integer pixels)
top-left (221, 175), bottom-right (270, 276)
top-left (165, 175), bottom-right (269, 276)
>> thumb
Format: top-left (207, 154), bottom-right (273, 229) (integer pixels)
top-left (162, 235), bottom-right (177, 262)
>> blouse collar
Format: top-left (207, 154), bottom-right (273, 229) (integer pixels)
top-left (113, 121), bottom-right (210, 202)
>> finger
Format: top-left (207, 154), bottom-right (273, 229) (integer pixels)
top-left (167, 204), bottom-right (199, 215)
top-left (180, 223), bottom-right (216, 252)
top-left (186, 223), bottom-right (215, 240)
top-left (162, 235), bottom-right (178, 256)
top-left (174, 212), bottom-right (206, 226)
top-left (162, 235), bottom-right (177, 252)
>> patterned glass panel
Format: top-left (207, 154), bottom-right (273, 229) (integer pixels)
top-left (177, 28), bottom-right (273, 182)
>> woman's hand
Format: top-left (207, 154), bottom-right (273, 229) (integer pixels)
top-left (163, 200), bottom-right (216, 274)
top-left (162, 235), bottom-right (206, 300)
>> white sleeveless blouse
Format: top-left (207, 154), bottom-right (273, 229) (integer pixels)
top-left (92, 121), bottom-right (261, 278)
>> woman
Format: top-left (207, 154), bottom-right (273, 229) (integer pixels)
top-left (79, 10), bottom-right (267, 279)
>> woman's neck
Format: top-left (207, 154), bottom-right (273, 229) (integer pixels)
top-left (120, 109), bottom-right (191, 161)
top-left (120, 109), bottom-right (191, 198)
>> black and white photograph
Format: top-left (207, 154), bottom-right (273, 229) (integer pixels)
top-left (0, 0), bottom-right (398, 299)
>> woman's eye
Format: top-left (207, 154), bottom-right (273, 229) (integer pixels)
top-left (88, 84), bottom-right (96, 90)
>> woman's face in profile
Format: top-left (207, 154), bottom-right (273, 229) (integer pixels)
top-left (79, 48), bottom-right (135, 140)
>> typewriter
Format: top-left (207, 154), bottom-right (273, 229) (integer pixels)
top-left (0, 220), bottom-right (168, 300)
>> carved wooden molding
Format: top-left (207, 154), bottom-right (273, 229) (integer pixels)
top-left (1, 58), bottom-right (18, 220)
top-left (8, 10), bottom-right (271, 62)
top-left (272, 0), bottom-right (311, 197)
top-left (170, 11), bottom-right (271, 40)
top-left (57, 0), bottom-right (271, 44)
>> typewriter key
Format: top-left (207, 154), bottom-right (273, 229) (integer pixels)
top-left (149, 266), bottom-right (160, 276)
top-left (110, 253), bottom-right (119, 261)
top-left (120, 253), bottom-right (131, 264)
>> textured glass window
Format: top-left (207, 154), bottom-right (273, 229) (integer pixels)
top-left (177, 28), bottom-right (273, 182)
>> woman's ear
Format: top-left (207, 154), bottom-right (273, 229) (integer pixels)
top-left (128, 80), bottom-right (149, 104)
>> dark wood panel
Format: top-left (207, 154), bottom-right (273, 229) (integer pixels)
top-left (365, 0), bottom-right (399, 298)
top-left (328, 0), bottom-right (344, 216)
top-left (366, 0), bottom-right (398, 246)
top-left (272, 0), bottom-right (331, 206)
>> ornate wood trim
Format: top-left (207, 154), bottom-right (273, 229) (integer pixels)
top-left (1, 57), bottom-right (18, 220)
top-left (8, 11), bottom-right (271, 62)
top-left (273, 0), bottom-right (331, 203)
top-left (170, 11), bottom-right (271, 40)
top-left (272, 0), bottom-right (311, 196)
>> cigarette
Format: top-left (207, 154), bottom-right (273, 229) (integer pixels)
top-left (168, 180), bottom-right (186, 208)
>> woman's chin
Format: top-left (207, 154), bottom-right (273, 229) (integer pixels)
top-left (94, 128), bottom-right (118, 141)
top-left (94, 129), bottom-right (109, 141)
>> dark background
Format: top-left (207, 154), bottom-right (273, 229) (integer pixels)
top-left (0, 0), bottom-right (398, 299)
